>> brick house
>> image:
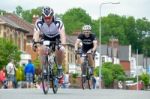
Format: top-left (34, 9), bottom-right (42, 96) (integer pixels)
top-left (0, 14), bottom-right (29, 51)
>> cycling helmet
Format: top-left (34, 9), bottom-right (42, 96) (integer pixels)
top-left (42, 6), bottom-right (54, 17)
top-left (82, 25), bottom-right (92, 31)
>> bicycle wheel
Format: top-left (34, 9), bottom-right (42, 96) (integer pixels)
top-left (86, 68), bottom-right (91, 89)
top-left (52, 77), bottom-right (58, 94)
top-left (41, 57), bottom-right (50, 94)
top-left (81, 76), bottom-right (86, 90)
top-left (51, 57), bottom-right (58, 94)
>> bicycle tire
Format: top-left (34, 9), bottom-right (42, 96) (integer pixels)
top-left (41, 56), bottom-right (50, 94)
top-left (51, 57), bottom-right (58, 94)
top-left (81, 76), bottom-right (86, 90)
top-left (52, 77), bottom-right (58, 94)
top-left (87, 68), bottom-right (91, 89)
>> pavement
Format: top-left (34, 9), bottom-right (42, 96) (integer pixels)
top-left (0, 88), bottom-right (150, 99)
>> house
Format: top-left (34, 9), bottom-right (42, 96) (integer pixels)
top-left (118, 45), bottom-right (132, 76)
top-left (3, 13), bottom-right (38, 61)
top-left (0, 14), bottom-right (29, 51)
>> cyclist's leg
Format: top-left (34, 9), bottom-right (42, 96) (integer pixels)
top-left (55, 45), bottom-right (65, 78)
top-left (39, 45), bottom-right (47, 74)
top-left (80, 56), bottom-right (86, 76)
top-left (87, 54), bottom-right (95, 75)
top-left (75, 54), bottom-right (82, 66)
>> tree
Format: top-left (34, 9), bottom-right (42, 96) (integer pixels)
top-left (135, 18), bottom-right (150, 54)
top-left (21, 7), bottom-right (43, 23)
top-left (92, 14), bottom-right (128, 44)
top-left (0, 38), bottom-right (21, 69)
top-left (15, 6), bottom-right (23, 16)
top-left (0, 9), bottom-right (6, 15)
top-left (124, 16), bottom-right (138, 52)
top-left (101, 67), bottom-right (113, 88)
top-left (62, 8), bottom-right (92, 35)
top-left (94, 62), bottom-right (126, 88)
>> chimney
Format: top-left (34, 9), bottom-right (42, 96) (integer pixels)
top-left (32, 15), bottom-right (39, 24)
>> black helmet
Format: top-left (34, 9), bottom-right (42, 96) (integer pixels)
top-left (42, 6), bottom-right (54, 17)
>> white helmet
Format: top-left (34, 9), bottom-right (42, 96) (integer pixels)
top-left (42, 6), bottom-right (54, 17)
top-left (82, 25), bottom-right (91, 31)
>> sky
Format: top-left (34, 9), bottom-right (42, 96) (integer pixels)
top-left (0, 0), bottom-right (150, 20)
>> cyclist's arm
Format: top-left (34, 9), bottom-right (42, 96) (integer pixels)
top-left (92, 40), bottom-right (97, 52)
top-left (33, 19), bottom-right (42, 42)
top-left (33, 30), bottom-right (40, 42)
top-left (75, 39), bottom-right (81, 51)
top-left (59, 26), bottom-right (66, 45)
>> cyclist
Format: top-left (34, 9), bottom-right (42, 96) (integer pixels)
top-left (75, 24), bottom-right (97, 76)
top-left (32, 6), bottom-right (66, 78)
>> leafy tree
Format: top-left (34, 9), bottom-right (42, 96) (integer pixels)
top-left (124, 16), bottom-right (138, 52)
top-left (0, 9), bottom-right (6, 15)
top-left (21, 7), bottom-right (42, 23)
top-left (111, 64), bottom-right (126, 81)
top-left (21, 10), bottom-right (32, 23)
top-left (101, 67), bottom-right (113, 88)
top-left (15, 6), bottom-right (23, 16)
top-left (143, 37), bottom-right (150, 56)
top-left (91, 19), bottom-right (99, 37)
top-left (92, 14), bottom-right (128, 44)
top-left (62, 8), bottom-right (92, 35)
top-left (94, 62), bottom-right (126, 88)
top-left (0, 38), bottom-right (21, 69)
top-left (135, 18), bottom-right (150, 54)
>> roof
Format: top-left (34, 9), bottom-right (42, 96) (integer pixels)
top-left (118, 45), bottom-right (131, 61)
top-left (4, 13), bottom-right (34, 35)
top-left (97, 44), bottom-right (131, 61)
top-left (66, 35), bottom-right (77, 45)
top-left (0, 16), bottom-right (29, 33)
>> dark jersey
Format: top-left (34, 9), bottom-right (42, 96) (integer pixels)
top-left (77, 33), bottom-right (96, 53)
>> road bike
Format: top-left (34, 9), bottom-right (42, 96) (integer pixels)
top-left (76, 51), bottom-right (93, 90)
top-left (34, 40), bottom-right (60, 94)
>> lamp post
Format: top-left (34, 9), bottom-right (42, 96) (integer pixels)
top-left (99, 2), bottom-right (120, 89)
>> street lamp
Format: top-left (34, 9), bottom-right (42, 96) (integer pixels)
top-left (99, 2), bottom-right (120, 89)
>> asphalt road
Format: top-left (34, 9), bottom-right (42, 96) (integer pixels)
top-left (0, 88), bottom-right (150, 99)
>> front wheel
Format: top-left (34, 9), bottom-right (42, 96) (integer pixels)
top-left (41, 57), bottom-right (50, 94)
top-left (87, 68), bottom-right (91, 89)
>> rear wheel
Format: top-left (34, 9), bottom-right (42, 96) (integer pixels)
top-left (52, 77), bottom-right (58, 94)
top-left (81, 76), bottom-right (86, 90)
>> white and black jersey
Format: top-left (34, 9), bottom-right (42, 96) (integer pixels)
top-left (34, 16), bottom-right (64, 40)
top-left (77, 33), bottom-right (97, 53)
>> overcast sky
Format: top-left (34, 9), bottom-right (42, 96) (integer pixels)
top-left (0, 0), bottom-right (150, 20)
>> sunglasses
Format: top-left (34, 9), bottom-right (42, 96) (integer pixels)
top-left (83, 31), bottom-right (91, 33)
top-left (44, 16), bottom-right (52, 20)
